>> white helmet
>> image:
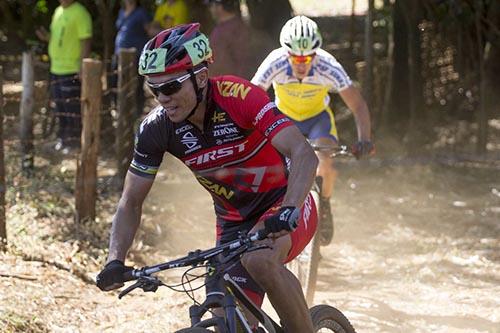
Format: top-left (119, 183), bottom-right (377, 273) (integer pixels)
top-left (280, 15), bottom-right (322, 56)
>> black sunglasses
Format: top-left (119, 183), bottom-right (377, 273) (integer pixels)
top-left (146, 68), bottom-right (205, 97)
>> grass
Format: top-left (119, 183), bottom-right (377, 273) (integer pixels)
top-left (0, 311), bottom-right (48, 333)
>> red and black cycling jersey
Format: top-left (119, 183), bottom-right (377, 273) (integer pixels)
top-left (130, 75), bottom-right (293, 222)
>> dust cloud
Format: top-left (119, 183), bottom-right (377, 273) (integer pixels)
top-left (136, 153), bottom-right (499, 332)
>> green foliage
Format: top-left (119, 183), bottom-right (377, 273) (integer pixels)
top-left (35, 0), bottom-right (49, 14)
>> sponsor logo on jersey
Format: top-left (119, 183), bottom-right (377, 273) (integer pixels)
top-left (181, 132), bottom-right (202, 153)
top-left (213, 126), bottom-right (239, 136)
top-left (302, 194), bottom-right (313, 229)
top-left (216, 81), bottom-right (252, 100)
top-left (175, 124), bottom-right (193, 134)
top-left (215, 135), bottom-right (245, 145)
top-left (196, 175), bottom-right (234, 200)
top-left (185, 141), bottom-right (247, 166)
top-left (253, 102), bottom-right (276, 125)
top-left (212, 110), bottom-right (226, 123)
top-left (264, 118), bottom-right (290, 136)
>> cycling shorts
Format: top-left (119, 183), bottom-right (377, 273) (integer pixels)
top-left (208, 192), bottom-right (318, 307)
top-left (293, 108), bottom-right (338, 142)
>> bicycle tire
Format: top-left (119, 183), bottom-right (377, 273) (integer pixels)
top-left (174, 328), bottom-right (213, 333)
top-left (287, 190), bottom-right (321, 306)
top-left (304, 227), bottom-right (321, 305)
top-left (310, 304), bottom-right (356, 333)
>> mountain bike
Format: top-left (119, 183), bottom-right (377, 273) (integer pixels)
top-left (287, 144), bottom-right (353, 306)
top-left (118, 228), bottom-right (356, 332)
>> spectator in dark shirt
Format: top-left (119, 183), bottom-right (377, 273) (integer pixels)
top-left (206, 0), bottom-right (251, 79)
top-left (114, 0), bottom-right (155, 117)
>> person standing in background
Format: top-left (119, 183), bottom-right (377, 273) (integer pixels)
top-left (153, 0), bottom-right (190, 29)
top-left (115, 0), bottom-right (155, 117)
top-left (207, 0), bottom-right (251, 79)
top-left (36, 0), bottom-right (92, 152)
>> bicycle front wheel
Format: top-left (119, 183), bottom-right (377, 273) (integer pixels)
top-left (287, 189), bottom-right (321, 305)
top-left (288, 228), bottom-right (321, 305)
top-left (310, 304), bottom-right (356, 333)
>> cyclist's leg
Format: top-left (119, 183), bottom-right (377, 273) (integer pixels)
top-left (210, 219), bottom-right (265, 329)
top-left (50, 74), bottom-right (66, 147)
top-left (309, 109), bottom-right (338, 245)
top-left (241, 194), bottom-right (318, 333)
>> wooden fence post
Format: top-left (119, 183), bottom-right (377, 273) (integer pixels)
top-left (20, 51), bottom-right (34, 175)
top-left (75, 59), bottom-right (102, 223)
top-left (0, 66), bottom-right (6, 250)
top-left (115, 48), bottom-right (137, 187)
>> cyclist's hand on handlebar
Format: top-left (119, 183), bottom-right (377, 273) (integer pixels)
top-left (263, 206), bottom-right (300, 239)
top-left (96, 260), bottom-right (133, 291)
top-left (351, 141), bottom-right (375, 160)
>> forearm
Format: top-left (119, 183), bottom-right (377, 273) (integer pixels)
top-left (80, 39), bottom-right (91, 62)
top-left (353, 103), bottom-right (372, 141)
top-left (282, 141), bottom-right (318, 208)
top-left (107, 200), bottom-right (142, 263)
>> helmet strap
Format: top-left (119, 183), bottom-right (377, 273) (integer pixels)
top-left (186, 69), bottom-right (205, 120)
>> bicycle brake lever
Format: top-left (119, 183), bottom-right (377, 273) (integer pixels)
top-left (118, 280), bottom-right (142, 299)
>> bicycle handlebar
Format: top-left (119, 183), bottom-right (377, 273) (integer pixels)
top-left (122, 230), bottom-right (268, 283)
top-left (310, 144), bottom-right (353, 158)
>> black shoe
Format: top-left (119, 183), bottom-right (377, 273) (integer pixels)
top-left (319, 197), bottom-right (334, 245)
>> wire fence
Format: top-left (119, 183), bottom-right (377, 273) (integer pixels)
top-left (0, 50), bottom-right (141, 243)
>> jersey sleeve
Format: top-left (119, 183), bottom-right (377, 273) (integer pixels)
top-left (318, 52), bottom-right (353, 93)
top-left (77, 6), bottom-right (92, 39)
top-left (213, 76), bottom-right (293, 140)
top-left (251, 49), bottom-right (282, 90)
top-left (129, 110), bottom-right (167, 178)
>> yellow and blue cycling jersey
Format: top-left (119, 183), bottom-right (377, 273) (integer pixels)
top-left (251, 48), bottom-right (352, 122)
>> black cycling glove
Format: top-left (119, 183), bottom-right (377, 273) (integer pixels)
top-left (351, 141), bottom-right (375, 159)
top-left (264, 206), bottom-right (301, 234)
top-left (96, 260), bottom-right (133, 291)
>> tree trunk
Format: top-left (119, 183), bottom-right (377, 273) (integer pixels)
top-left (0, 66), bottom-right (6, 250)
top-left (402, 0), bottom-right (424, 131)
top-left (349, 0), bottom-right (357, 51)
top-left (363, 0), bottom-right (374, 109)
top-left (475, 1), bottom-right (487, 154)
top-left (96, 1), bottom-right (116, 72)
top-left (388, 0), bottom-right (410, 129)
top-left (0, 1), bottom-right (15, 29)
top-left (380, 2), bottom-right (395, 129)
top-left (246, 0), bottom-right (293, 41)
top-left (484, 0), bottom-right (500, 120)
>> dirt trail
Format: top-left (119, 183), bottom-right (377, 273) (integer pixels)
top-left (1, 155), bottom-right (499, 332)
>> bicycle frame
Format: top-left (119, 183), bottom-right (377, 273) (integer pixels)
top-left (189, 274), bottom-right (283, 333)
top-left (120, 231), bottom-right (287, 332)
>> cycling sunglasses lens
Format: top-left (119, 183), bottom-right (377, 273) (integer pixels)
top-left (290, 55), bottom-right (314, 64)
top-left (149, 80), bottom-right (183, 97)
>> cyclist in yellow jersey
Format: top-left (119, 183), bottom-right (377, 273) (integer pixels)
top-left (252, 15), bottom-right (373, 245)
top-left (153, 0), bottom-right (190, 29)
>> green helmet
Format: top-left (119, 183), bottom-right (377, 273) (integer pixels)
top-left (279, 16), bottom-right (322, 56)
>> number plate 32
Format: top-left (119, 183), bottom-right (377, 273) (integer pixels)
top-left (139, 49), bottom-right (167, 75)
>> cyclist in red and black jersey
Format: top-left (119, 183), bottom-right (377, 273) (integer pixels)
top-left (96, 23), bottom-right (318, 332)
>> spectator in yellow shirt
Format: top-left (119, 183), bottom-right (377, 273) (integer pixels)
top-left (153, 0), bottom-right (190, 29)
top-left (36, 0), bottom-right (92, 151)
